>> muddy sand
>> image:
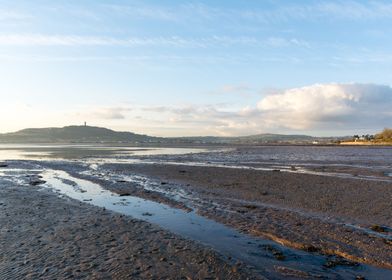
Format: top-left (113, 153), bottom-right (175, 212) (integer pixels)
top-left (1, 145), bottom-right (392, 279)
top-left (0, 171), bottom-right (258, 279)
top-left (102, 163), bottom-right (392, 270)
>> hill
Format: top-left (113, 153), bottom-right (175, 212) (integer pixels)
top-left (0, 126), bottom-right (161, 144)
top-left (170, 133), bottom-right (339, 145)
top-left (170, 133), bottom-right (316, 144)
top-left (0, 125), bottom-right (340, 145)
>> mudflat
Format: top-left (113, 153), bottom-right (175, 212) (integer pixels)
top-left (104, 163), bottom-right (392, 269)
top-left (116, 163), bottom-right (392, 225)
top-left (0, 174), bottom-right (257, 279)
top-left (98, 146), bottom-right (392, 271)
top-left (1, 145), bottom-right (392, 279)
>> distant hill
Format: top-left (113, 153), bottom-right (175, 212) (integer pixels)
top-left (171, 133), bottom-right (321, 144)
top-left (0, 125), bottom-right (341, 145)
top-left (236, 133), bottom-right (315, 143)
top-left (0, 126), bottom-right (161, 144)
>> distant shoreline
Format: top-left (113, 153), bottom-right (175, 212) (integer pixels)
top-left (1, 141), bottom-right (392, 148)
top-left (340, 141), bottom-right (392, 146)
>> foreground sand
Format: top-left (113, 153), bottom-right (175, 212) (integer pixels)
top-left (0, 176), bottom-right (258, 279)
top-left (103, 162), bottom-right (392, 269)
top-left (1, 145), bottom-right (392, 279)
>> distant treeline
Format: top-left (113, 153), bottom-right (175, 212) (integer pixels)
top-left (350, 128), bottom-right (392, 143)
top-left (375, 128), bottom-right (392, 142)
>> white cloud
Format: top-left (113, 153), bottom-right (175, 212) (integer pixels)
top-left (100, 2), bottom-right (392, 23)
top-left (78, 106), bottom-right (132, 120)
top-left (135, 83), bottom-right (392, 136)
top-left (257, 83), bottom-right (392, 131)
top-left (314, 1), bottom-right (392, 20)
top-left (0, 34), bottom-right (308, 49)
top-left (1, 84), bottom-right (391, 136)
top-left (0, 35), bottom-right (131, 46)
top-left (237, 2), bottom-right (392, 22)
top-left (221, 84), bottom-right (251, 94)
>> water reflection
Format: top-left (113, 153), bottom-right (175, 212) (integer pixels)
top-left (38, 169), bottom-right (390, 279)
top-left (0, 144), bottom-right (208, 160)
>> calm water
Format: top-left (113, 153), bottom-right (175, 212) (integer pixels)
top-left (1, 144), bottom-right (391, 181)
top-left (142, 145), bottom-right (392, 167)
top-left (2, 144), bottom-right (391, 164)
top-left (123, 145), bottom-right (392, 181)
top-left (0, 144), bottom-right (208, 160)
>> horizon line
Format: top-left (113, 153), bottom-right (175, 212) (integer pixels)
top-left (0, 124), bottom-right (369, 139)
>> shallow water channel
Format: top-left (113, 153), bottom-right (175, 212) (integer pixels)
top-left (38, 168), bottom-right (391, 279)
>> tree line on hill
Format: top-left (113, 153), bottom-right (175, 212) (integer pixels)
top-left (352, 128), bottom-right (392, 143)
top-left (375, 128), bottom-right (392, 142)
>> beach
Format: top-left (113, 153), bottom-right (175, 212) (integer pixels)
top-left (1, 145), bottom-right (392, 279)
top-left (0, 166), bottom-right (257, 280)
top-left (3, 1), bottom-right (392, 278)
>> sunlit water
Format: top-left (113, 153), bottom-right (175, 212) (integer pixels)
top-left (0, 144), bottom-right (208, 160)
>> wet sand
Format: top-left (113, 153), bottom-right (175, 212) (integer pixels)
top-left (101, 163), bottom-right (392, 269)
top-left (1, 145), bottom-right (392, 279)
top-left (116, 163), bottom-right (392, 225)
top-left (0, 171), bottom-right (258, 279)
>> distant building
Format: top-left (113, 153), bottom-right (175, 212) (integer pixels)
top-left (353, 134), bottom-right (374, 142)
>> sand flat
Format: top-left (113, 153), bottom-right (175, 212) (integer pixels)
top-left (0, 170), bottom-right (258, 280)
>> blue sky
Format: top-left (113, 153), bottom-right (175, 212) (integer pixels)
top-left (0, 0), bottom-right (391, 136)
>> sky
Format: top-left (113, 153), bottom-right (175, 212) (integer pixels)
top-left (0, 0), bottom-right (391, 137)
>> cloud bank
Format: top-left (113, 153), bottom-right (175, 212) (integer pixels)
top-left (1, 83), bottom-right (391, 136)
top-left (256, 83), bottom-right (392, 132)
top-left (133, 83), bottom-right (392, 136)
